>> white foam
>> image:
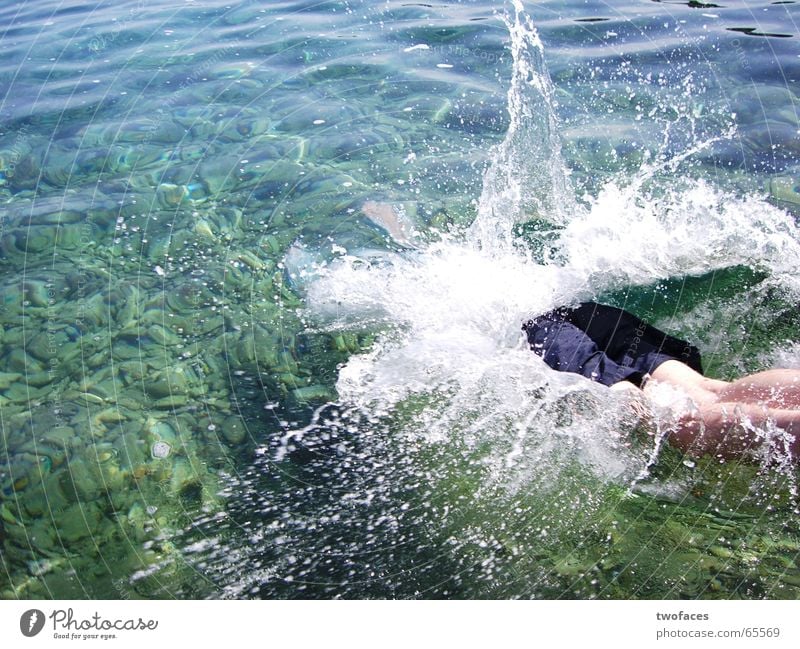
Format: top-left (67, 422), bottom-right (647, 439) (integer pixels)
top-left (559, 178), bottom-right (800, 293)
top-left (300, 2), bottom-right (800, 490)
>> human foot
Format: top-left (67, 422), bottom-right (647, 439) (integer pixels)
top-left (362, 201), bottom-right (417, 248)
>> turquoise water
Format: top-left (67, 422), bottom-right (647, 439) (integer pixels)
top-left (1, 0), bottom-right (800, 599)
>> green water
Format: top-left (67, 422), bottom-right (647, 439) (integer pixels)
top-left (1, 0), bottom-right (800, 599)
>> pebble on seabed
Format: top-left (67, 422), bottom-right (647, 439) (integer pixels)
top-left (151, 441), bottom-right (172, 459)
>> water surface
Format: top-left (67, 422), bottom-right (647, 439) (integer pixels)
top-left (1, 0), bottom-right (800, 599)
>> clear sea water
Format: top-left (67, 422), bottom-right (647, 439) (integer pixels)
top-left (1, 0), bottom-right (800, 599)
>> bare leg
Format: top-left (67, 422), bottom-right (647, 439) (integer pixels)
top-left (667, 402), bottom-right (800, 461)
top-left (646, 361), bottom-right (800, 461)
top-left (362, 201), bottom-right (417, 248)
top-left (716, 369), bottom-right (800, 409)
top-left (647, 360), bottom-right (729, 405)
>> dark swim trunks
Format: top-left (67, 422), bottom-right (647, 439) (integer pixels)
top-left (522, 302), bottom-right (703, 388)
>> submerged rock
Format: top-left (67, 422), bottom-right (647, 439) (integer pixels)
top-left (156, 183), bottom-right (189, 209)
top-left (152, 395), bottom-right (188, 410)
top-left (221, 415), bottom-right (247, 446)
top-left (0, 372), bottom-right (22, 390)
top-left (768, 176), bottom-right (800, 206)
top-left (169, 459), bottom-right (201, 497)
top-left (151, 441), bottom-right (172, 459)
top-left (292, 384), bottom-right (334, 403)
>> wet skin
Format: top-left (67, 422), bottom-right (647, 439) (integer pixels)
top-left (643, 361), bottom-right (800, 461)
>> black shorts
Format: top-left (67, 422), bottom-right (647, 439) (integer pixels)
top-left (522, 302), bottom-right (703, 388)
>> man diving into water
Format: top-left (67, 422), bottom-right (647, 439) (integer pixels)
top-left (523, 302), bottom-right (800, 462)
top-left (360, 201), bottom-right (800, 464)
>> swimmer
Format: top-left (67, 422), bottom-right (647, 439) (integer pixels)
top-left (356, 200), bottom-right (800, 462)
top-left (523, 302), bottom-right (800, 462)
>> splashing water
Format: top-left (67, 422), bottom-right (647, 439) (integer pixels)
top-left (301, 3), bottom-right (800, 491)
top-left (469, 0), bottom-right (578, 251)
top-left (194, 1), bottom-right (800, 599)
